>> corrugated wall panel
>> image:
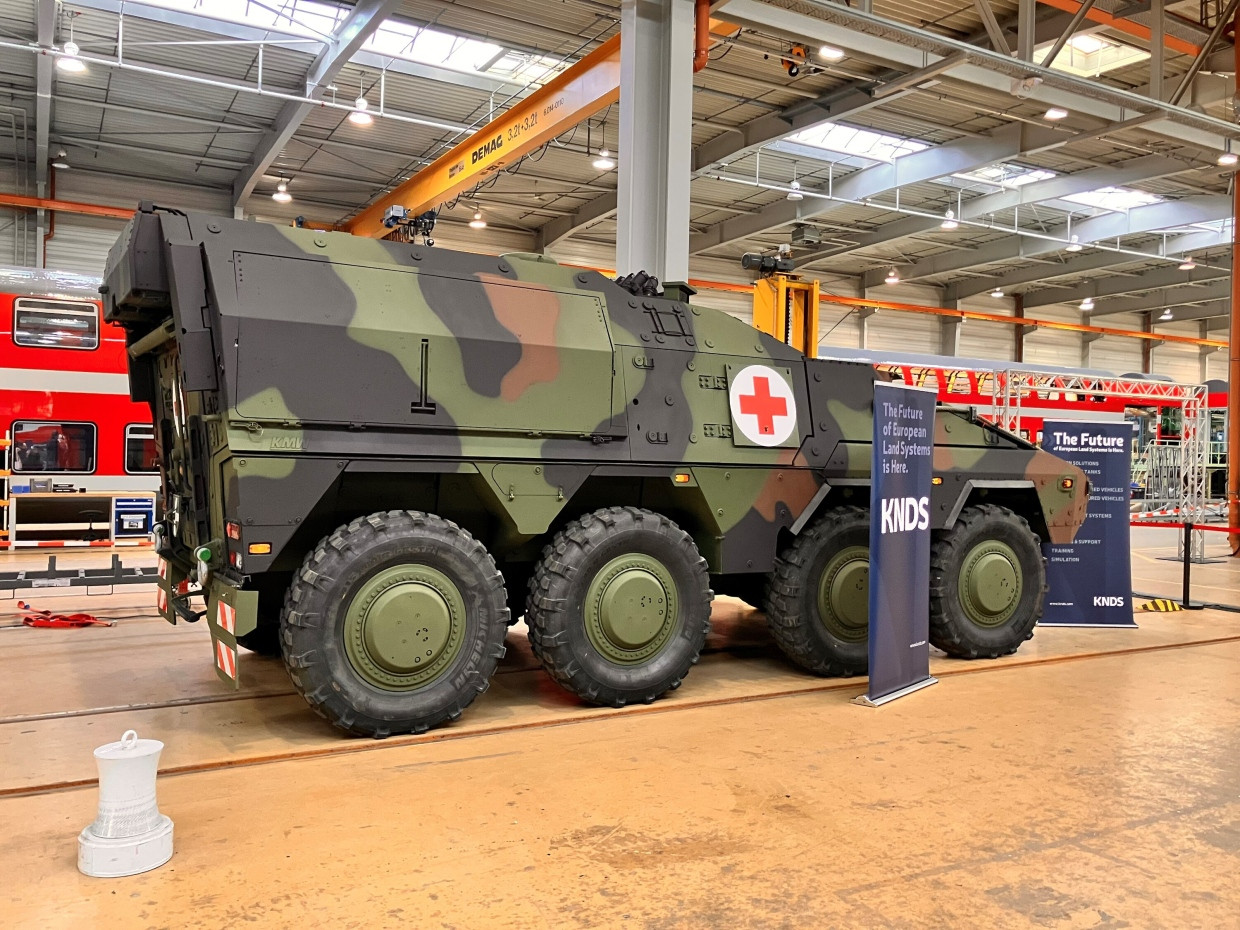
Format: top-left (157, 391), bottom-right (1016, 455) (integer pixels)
top-left (43, 216), bottom-right (122, 276)
top-left (1022, 304), bottom-right (1086, 368)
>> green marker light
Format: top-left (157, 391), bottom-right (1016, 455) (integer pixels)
top-left (194, 545), bottom-right (212, 563)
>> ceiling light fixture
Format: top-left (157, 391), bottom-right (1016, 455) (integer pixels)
top-left (1080, 297), bottom-right (1094, 311)
top-left (1064, 234), bottom-right (1082, 252)
top-left (1159, 308), bottom-right (1173, 320)
top-left (1179, 255), bottom-right (1196, 271)
top-left (787, 162), bottom-right (804, 201)
top-left (58, 20), bottom-right (86, 74)
top-left (884, 267), bottom-right (900, 285)
top-left (818, 45), bottom-right (845, 61)
top-left (990, 287), bottom-right (1004, 298)
top-left (50, 149), bottom-right (69, 169)
top-left (348, 96), bottom-right (373, 126)
top-left (469, 210), bottom-right (487, 229)
top-left (1219, 151), bottom-right (1238, 166)
top-left (592, 147), bottom-right (615, 171)
top-left (57, 40), bottom-right (86, 73)
top-left (271, 180), bottom-right (292, 203)
top-left (1043, 107), bottom-right (1070, 121)
top-left (940, 208), bottom-right (958, 230)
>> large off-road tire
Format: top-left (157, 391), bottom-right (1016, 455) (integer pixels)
top-left (280, 510), bottom-right (509, 737)
top-left (236, 572), bottom-right (291, 655)
top-left (526, 506), bottom-right (712, 707)
top-left (765, 505), bottom-right (870, 677)
top-left (929, 504), bottom-right (1046, 659)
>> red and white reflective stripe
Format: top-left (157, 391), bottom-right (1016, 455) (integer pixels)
top-left (157, 559), bottom-right (168, 612)
top-left (215, 639), bottom-right (237, 680)
top-left (217, 600), bottom-right (236, 634)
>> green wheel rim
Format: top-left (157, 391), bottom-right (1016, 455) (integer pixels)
top-left (816, 545), bottom-right (870, 643)
top-left (343, 563), bottom-right (466, 690)
top-left (584, 553), bottom-right (679, 664)
top-left (958, 540), bottom-right (1023, 628)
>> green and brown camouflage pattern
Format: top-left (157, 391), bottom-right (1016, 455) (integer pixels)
top-left (102, 204), bottom-right (1089, 682)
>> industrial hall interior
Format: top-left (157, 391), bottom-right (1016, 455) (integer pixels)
top-left (2, 0), bottom-right (1239, 926)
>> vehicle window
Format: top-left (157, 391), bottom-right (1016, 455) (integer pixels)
top-left (13, 298), bottom-right (99, 349)
top-left (125, 424), bottom-right (159, 474)
top-left (11, 421), bottom-right (97, 473)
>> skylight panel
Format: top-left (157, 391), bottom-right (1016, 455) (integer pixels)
top-left (140, 0), bottom-right (342, 39)
top-left (788, 121), bottom-right (928, 162)
top-left (951, 163), bottom-right (1056, 188)
top-left (138, 0), bottom-right (567, 84)
top-left (1033, 32), bottom-right (1150, 77)
top-left (1061, 186), bottom-right (1162, 211)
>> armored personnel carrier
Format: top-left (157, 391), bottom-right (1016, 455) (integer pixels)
top-left (103, 204), bottom-right (1089, 737)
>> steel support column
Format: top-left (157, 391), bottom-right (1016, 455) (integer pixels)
top-left (616, 0), bottom-right (693, 282)
top-left (1231, 1), bottom-right (1240, 555)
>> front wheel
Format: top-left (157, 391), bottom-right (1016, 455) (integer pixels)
top-left (526, 507), bottom-right (712, 707)
top-left (929, 504), bottom-right (1046, 658)
top-left (765, 506), bottom-right (870, 677)
top-left (281, 510), bottom-right (509, 737)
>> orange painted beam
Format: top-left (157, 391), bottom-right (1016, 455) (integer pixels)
top-left (1037, 0), bottom-right (1202, 57)
top-left (818, 293), bottom-right (1227, 348)
top-left (346, 36), bottom-right (623, 239)
top-left (0, 194), bottom-right (134, 221)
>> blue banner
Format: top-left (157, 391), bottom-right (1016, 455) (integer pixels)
top-left (862, 382), bottom-right (938, 704)
top-left (1040, 420), bottom-right (1136, 628)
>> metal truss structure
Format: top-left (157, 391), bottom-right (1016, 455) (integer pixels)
top-left (993, 370), bottom-right (1210, 561)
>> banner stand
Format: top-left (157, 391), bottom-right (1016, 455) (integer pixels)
top-left (1039, 419), bottom-right (1137, 629)
top-left (852, 677), bottom-right (938, 708)
top-left (855, 381), bottom-right (938, 708)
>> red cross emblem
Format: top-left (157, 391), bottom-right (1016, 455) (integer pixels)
top-left (738, 376), bottom-right (788, 435)
top-left (728, 364), bottom-right (797, 447)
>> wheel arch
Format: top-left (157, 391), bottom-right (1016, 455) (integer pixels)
top-left (942, 480), bottom-right (1050, 543)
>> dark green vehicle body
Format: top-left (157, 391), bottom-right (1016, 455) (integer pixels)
top-left (103, 204), bottom-right (1089, 733)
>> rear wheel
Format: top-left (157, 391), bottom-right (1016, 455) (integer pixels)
top-left (526, 507), bottom-right (711, 707)
top-left (280, 510), bottom-right (509, 737)
top-left (929, 504), bottom-right (1046, 658)
top-left (765, 506), bottom-right (870, 677)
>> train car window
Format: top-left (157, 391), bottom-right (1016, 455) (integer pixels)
top-left (124, 424), bottom-right (159, 474)
top-left (11, 420), bottom-right (97, 473)
top-left (13, 298), bottom-right (99, 349)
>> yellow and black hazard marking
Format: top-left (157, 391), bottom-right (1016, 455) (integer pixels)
top-left (1139, 598), bottom-right (1185, 612)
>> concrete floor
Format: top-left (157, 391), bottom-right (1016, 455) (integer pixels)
top-left (2, 541), bottom-right (1238, 929)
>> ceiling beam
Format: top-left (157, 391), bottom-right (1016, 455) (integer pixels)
top-left (713, 0), bottom-right (1240, 150)
top-left (537, 82), bottom-right (908, 251)
top-left (691, 122), bottom-right (1062, 254)
top-left (231, 0), bottom-right (403, 212)
top-left (1022, 263), bottom-right (1230, 309)
top-left (1080, 279), bottom-right (1231, 316)
top-left (864, 195), bottom-right (1232, 287)
top-left (803, 153), bottom-right (1197, 272)
top-left (946, 251), bottom-right (1144, 301)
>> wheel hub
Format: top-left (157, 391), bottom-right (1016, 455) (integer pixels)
top-left (585, 554), bottom-right (678, 664)
top-left (959, 541), bottom-right (1022, 627)
top-left (344, 564), bottom-right (465, 690)
top-left (817, 545), bottom-right (869, 643)
top-left (599, 569), bottom-right (667, 647)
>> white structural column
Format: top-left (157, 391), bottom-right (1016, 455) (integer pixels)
top-left (616, 0), bottom-right (693, 283)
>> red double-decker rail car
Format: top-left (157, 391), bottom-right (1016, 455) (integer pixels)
top-left (1, 267), bottom-right (158, 546)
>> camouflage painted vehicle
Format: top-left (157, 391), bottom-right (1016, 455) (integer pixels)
top-left (102, 204), bottom-right (1090, 737)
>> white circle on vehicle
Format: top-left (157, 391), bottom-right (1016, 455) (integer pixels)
top-left (729, 364), bottom-right (797, 447)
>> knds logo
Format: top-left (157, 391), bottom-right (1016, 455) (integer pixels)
top-left (881, 496), bottom-right (929, 534)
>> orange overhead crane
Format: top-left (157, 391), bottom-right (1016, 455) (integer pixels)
top-left (345, 1), bottom-right (732, 239)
